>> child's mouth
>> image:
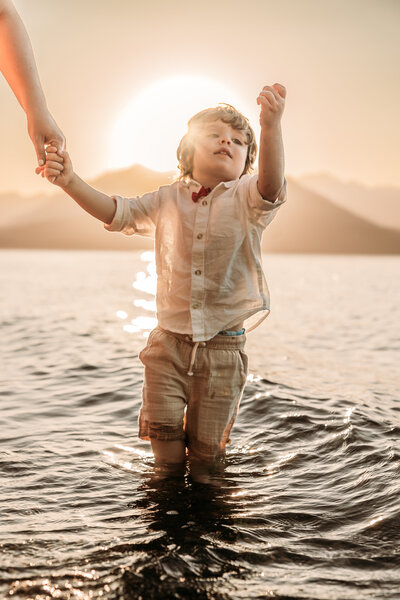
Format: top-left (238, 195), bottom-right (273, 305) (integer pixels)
top-left (214, 150), bottom-right (232, 159)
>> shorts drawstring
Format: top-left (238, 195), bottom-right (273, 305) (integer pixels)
top-left (186, 340), bottom-right (199, 376)
top-left (167, 329), bottom-right (245, 377)
top-left (184, 337), bottom-right (207, 376)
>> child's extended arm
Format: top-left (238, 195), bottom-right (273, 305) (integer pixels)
top-left (256, 83), bottom-right (286, 202)
top-left (44, 147), bottom-right (116, 225)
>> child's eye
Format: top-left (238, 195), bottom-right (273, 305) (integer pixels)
top-left (233, 138), bottom-right (243, 145)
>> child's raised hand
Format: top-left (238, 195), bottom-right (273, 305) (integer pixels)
top-left (257, 83), bottom-right (286, 129)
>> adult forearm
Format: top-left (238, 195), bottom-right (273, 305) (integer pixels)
top-left (0, 2), bottom-right (47, 115)
top-left (257, 123), bottom-right (285, 202)
top-left (61, 174), bottom-right (117, 225)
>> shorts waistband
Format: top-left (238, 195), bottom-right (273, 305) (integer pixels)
top-left (157, 326), bottom-right (246, 350)
top-left (156, 326), bottom-right (246, 377)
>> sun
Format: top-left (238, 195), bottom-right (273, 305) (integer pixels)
top-left (108, 75), bottom-right (251, 173)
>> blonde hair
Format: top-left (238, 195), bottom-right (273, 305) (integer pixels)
top-left (176, 104), bottom-right (257, 180)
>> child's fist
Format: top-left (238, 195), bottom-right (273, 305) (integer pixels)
top-left (43, 146), bottom-right (73, 187)
top-left (257, 83), bottom-right (286, 128)
top-left (272, 83), bottom-right (286, 99)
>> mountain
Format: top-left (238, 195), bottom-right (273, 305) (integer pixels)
top-left (262, 179), bottom-right (400, 254)
top-left (90, 164), bottom-right (177, 197)
top-left (1, 165), bottom-right (400, 253)
top-left (0, 165), bottom-right (174, 252)
top-left (299, 173), bottom-right (400, 230)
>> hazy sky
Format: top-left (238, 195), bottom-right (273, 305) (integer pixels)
top-left (0, 0), bottom-right (399, 194)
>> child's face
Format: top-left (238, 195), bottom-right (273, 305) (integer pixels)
top-left (191, 120), bottom-right (248, 185)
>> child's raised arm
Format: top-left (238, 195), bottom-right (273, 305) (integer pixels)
top-left (256, 83), bottom-right (286, 202)
top-left (44, 147), bottom-right (116, 225)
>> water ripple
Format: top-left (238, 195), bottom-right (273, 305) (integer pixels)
top-left (1, 251), bottom-right (399, 599)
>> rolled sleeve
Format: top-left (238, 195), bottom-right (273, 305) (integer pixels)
top-left (104, 195), bottom-right (135, 234)
top-left (104, 191), bottom-right (159, 237)
top-left (248, 176), bottom-right (287, 211)
top-left (243, 175), bottom-right (287, 230)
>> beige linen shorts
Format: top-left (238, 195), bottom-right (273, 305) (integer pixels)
top-left (138, 326), bottom-right (248, 461)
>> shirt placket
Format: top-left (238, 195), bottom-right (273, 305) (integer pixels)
top-left (190, 195), bottom-right (211, 340)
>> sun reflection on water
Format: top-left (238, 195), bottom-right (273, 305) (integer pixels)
top-left (116, 310), bottom-right (128, 320)
top-left (369, 515), bottom-right (384, 527)
top-left (134, 298), bottom-right (156, 311)
top-left (123, 316), bottom-right (157, 336)
top-left (103, 444), bottom-right (153, 473)
top-left (264, 451), bottom-right (298, 475)
top-left (116, 251), bottom-right (157, 337)
top-left (133, 252), bottom-right (156, 296)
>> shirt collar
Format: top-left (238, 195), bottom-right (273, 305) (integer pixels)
top-left (183, 178), bottom-right (238, 191)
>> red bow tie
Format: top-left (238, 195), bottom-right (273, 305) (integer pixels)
top-left (192, 186), bottom-right (211, 203)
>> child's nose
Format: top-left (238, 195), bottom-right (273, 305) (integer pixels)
top-left (219, 137), bottom-right (231, 145)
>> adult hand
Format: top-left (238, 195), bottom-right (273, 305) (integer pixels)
top-left (27, 109), bottom-right (65, 167)
top-left (0, 0), bottom-right (65, 168)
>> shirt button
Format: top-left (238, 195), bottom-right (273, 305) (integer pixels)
top-left (195, 269), bottom-right (201, 275)
top-left (197, 233), bottom-right (203, 240)
top-left (202, 200), bottom-right (208, 206)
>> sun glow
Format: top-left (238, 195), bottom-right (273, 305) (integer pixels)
top-left (109, 75), bottom-right (250, 172)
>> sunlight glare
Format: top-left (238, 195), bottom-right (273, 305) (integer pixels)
top-left (133, 253), bottom-right (157, 296)
top-left (117, 252), bottom-right (157, 337)
top-left (369, 515), bottom-right (384, 527)
top-left (123, 316), bottom-right (157, 336)
top-left (134, 298), bottom-right (156, 312)
top-left (116, 310), bottom-right (128, 320)
top-left (109, 75), bottom-right (249, 172)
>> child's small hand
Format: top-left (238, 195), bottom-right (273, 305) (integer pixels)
top-left (257, 83), bottom-right (286, 129)
top-left (41, 146), bottom-right (73, 187)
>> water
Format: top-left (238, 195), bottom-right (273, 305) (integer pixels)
top-left (1, 250), bottom-right (399, 600)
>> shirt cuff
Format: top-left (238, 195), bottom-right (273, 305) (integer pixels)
top-left (251, 176), bottom-right (287, 209)
top-left (103, 195), bottom-right (137, 234)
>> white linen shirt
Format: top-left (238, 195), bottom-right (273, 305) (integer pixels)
top-left (105, 174), bottom-right (286, 342)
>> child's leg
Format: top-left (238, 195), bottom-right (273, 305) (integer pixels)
top-left (138, 328), bottom-right (188, 468)
top-left (185, 334), bottom-right (248, 467)
top-left (151, 439), bottom-right (186, 464)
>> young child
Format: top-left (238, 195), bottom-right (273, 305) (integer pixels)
top-left (43, 84), bottom-right (287, 476)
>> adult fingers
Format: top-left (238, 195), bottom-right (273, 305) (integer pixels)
top-left (53, 134), bottom-right (66, 155)
top-left (44, 136), bottom-right (66, 159)
top-left (45, 145), bottom-right (59, 154)
top-left (33, 136), bottom-right (46, 167)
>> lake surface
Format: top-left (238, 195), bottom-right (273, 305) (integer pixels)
top-left (1, 250), bottom-right (399, 599)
